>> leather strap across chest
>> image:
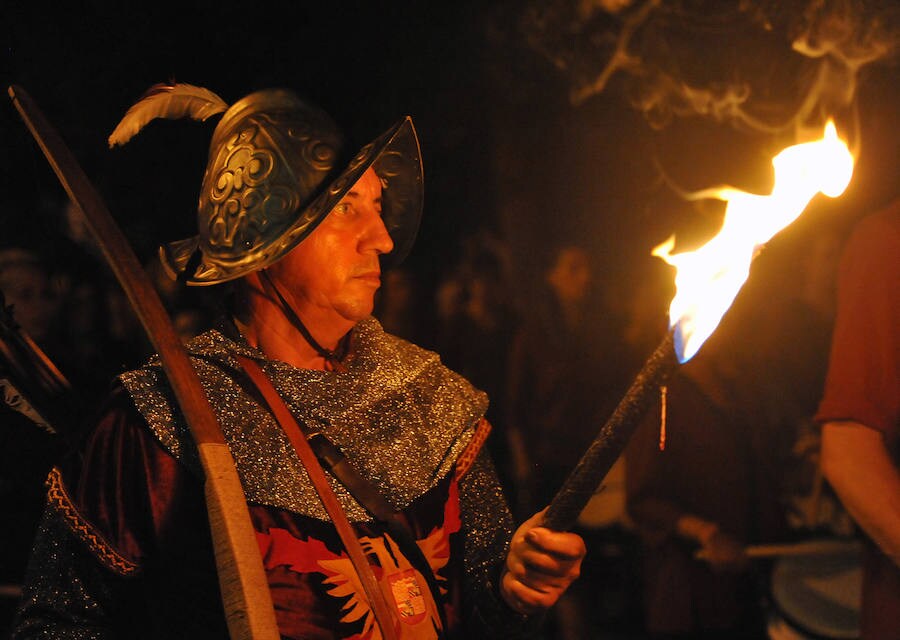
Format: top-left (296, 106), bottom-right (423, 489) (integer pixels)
top-left (236, 354), bottom-right (401, 640)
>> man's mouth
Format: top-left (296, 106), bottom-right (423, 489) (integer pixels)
top-left (355, 271), bottom-right (381, 284)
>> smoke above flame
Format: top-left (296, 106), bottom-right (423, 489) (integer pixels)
top-left (502, 0), bottom-right (894, 360)
top-left (516, 0), bottom-right (899, 134)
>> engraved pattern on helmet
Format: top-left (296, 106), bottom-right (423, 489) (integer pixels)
top-left (289, 122), bottom-right (337, 172)
top-left (198, 110), bottom-right (341, 265)
top-left (207, 125), bottom-right (280, 252)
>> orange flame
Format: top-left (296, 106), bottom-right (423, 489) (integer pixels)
top-left (653, 121), bottom-right (854, 363)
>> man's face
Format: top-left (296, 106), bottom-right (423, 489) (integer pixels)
top-left (267, 167), bottom-right (394, 326)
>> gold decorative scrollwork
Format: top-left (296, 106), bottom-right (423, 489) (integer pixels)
top-left (45, 468), bottom-right (141, 577)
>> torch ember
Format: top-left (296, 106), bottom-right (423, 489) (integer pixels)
top-left (543, 121), bottom-right (854, 531)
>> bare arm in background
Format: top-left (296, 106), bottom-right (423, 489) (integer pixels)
top-left (822, 421), bottom-right (900, 566)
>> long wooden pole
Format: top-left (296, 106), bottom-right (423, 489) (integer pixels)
top-left (8, 85), bottom-right (280, 640)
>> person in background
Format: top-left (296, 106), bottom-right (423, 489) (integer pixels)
top-left (626, 253), bottom-right (837, 638)
top-left (817, 198), bottom-right (900, 640)
top-left (0, 247), bottom-right (62, 346)
top-left (506, 242), bottom-right (630, 639)
top-left (0, 243), bottom-right (63, 636)
top-left (506, 243), bottom-right (625, 517)
top-left (436, 233), bottom-right (518, 491)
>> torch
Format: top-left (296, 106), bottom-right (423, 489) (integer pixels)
top-left (543, 121), bottom-right (855, 531)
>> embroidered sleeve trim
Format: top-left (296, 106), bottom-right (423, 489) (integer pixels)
top-left (455, 418), bottom-right (491, 478)
top-left (45, 467), bottom-right (141, 577)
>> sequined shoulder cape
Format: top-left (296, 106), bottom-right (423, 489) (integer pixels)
top-left (13, 317), bottom-right (532, 639)
top-left (120, 316), bottom-right (489, 521)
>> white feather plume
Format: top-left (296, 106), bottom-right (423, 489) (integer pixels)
top-left (108, 83), bottom-right (229, 148)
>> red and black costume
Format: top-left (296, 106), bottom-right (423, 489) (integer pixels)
top-left (14, 318), bottom-right (528, 639)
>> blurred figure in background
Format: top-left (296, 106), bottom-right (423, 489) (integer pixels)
top-left (506, 243), bottom-right (625, 515)
top-left (625, 234), bottom-right (841, 639)
top-left (436, 232), bottom-right (518, 487)
top-left (373, 266), bottom-right (421, 344)
top-left (0, 244), bottom-right (63, 637)
top-left (0, 201), bottom-right (150, 637)
top-left (816, 198), bottom-right (900, 640)
top-left (506, 242), bottom-right (634, 639)
top-left (0, 248), bottom-right (62, 347)
top-left (627, 334), bottom-right (777, 639)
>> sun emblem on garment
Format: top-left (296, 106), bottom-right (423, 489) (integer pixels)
top-left (319, 531), bottom-right (448, 638)
top-left (256, 478), bottom-right (462, 640)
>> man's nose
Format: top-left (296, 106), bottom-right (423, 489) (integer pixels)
top-left (362, 208), bottom-right (394, 256)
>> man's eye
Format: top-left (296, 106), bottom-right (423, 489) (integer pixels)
top-left (333, 203), bottom-right (352, 216)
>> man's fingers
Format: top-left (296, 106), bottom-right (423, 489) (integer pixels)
top-left (501, 511), bottom-right (587, 615)
top-left (506, 550), bottom-right (579, 594)
top-left (502, 571), bottom-right (559, 613)
top-left (514, 547), bottom-right (581, 580)
top-left (523, 527), bottom-right (587, 560)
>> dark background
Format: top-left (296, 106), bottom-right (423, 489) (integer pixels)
top-left (1, 2), bottom-right (898, 637)
top-left (3, 1), bottom-right (898, 321)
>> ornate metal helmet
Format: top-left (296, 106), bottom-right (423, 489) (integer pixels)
top-left (110, 85), bottom-right (423, 286)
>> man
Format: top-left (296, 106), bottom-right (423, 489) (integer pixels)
top-left (626, 330), bottom-right (786, 638)
top-left (504, 244), bottom-right (628, 639)
top-left (0, 244), bottom-right (63, 635)
top-left (507, 244), bottom-right (624, 515)
top-left (817, 198), bottom-right (900, 639)
top-left (13, 87), bottom-right (585, 639)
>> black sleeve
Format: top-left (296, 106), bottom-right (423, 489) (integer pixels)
top-left (12, 386), bottom-right (224, 639)
top-left (12, 505), bottom-right (126, 640)
top-left (458, 450), bottom-right (535, 638)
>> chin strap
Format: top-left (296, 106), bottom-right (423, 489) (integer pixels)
top-left (259, 270), bottom-right (349, 371)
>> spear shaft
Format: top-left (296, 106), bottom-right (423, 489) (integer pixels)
top-left (8, 85), bottom-right (280, 640)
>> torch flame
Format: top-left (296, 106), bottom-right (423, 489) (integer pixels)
top-left (653, 121), bottom-right (854, 363)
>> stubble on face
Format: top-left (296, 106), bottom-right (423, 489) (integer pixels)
top-left (268, 168), bottom-right (391, 328)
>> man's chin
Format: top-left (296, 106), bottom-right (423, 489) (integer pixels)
top-left (336, 300), bottom-right (376, 325)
